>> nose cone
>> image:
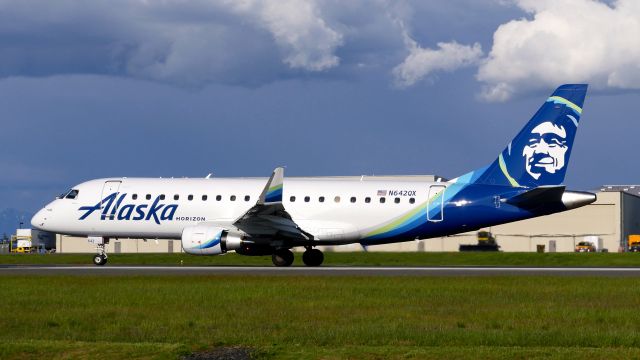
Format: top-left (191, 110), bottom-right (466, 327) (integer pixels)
top-left (562, 191), bottom-right (597, 210)
top-left (31, 209), bottom-right (47, 230)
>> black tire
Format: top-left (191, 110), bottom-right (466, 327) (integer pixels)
top-left (93, 254), bottom-right (107, 266)
top-left (272, 249), bottom-right (294, 267)
top-left (302, 249), bottom-right (324, 267)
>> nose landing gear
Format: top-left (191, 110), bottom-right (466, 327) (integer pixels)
top-left (93, 253), bottom-right (107, 266)
top-left (88, 236), bottom-right (108, 266)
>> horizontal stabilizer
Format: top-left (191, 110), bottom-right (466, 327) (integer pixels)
top-left (506, 185), bottom-right (565, 209)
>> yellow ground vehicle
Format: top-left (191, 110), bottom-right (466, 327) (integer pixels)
top-left (628, 235), bottom-right (640, 252)
top-left (575, 241), bottom-right (596, 253)
top-left (10, 232), bottom-right (33, 253)
top-left (459, 231), bottom-right (501, 252)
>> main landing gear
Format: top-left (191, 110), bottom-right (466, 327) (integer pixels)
top-left (272, 248), bottom-right (294, 267)
top-left (271, 247), bottom-right (325, 267)
top-left (302, 248), bottom-right (324, 267)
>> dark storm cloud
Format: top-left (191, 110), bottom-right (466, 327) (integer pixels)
top-left (0, 1), bottom-right (523, 88)
top-left (0, 0), bottom-right (412, 87)
top-left (0, 1), bottom-right (281, 85)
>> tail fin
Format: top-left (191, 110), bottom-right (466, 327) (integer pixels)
top-left (459, 84), bottom-right (588, 188)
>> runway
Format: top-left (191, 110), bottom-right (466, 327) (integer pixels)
top-left (3, 265), bottom-right (640, 276)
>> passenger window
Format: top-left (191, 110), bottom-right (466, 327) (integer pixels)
top-left (230, 195), bottom-right (236, 201)
top-left (380, 197), bottom-right (386, 203)
top-left (216, 195), bottom-right (222, 201)
top-left (350, 197), bottom-right (356, 203)
top-left (160, 194), bottom-right (166, 200)
top-left (290, 196), bottom-right (296, 202)
top-left (65, 189), bottom-right (79, 199)
top-left (174, 195), bottom-right (179, 201)
top-left (188, 195), bottom-right (193, 201)
top-left (334, 196), bottom-right (341, 203)
top-left (304, 196), bottom-right (310, 202)
top-left (146, 194), bottom-right (151, 200)
top-left (365, 197), bottom-right (371, 203)
top-left (319, 196), bottom-right (325, 203)
top-left (132, 194), bottom-right (138, 200)
top-left (409, 198), bottom-right (415, 204)
top-left (394, 197), bottom-right (400, 204)
top-left (244, 195), bottom-right (250, 201)
top-left (202, 195), bottom-right (208, 201)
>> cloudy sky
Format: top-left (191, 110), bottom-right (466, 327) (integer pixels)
top-left (1, 0), bottom-right (639, 231)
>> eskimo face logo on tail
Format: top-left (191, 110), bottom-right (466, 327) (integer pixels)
top-left (500, 100), bottom-right (581, 187)
top-left (522, 121), bottom-right (568, 180)
top-left (78, 193), bottom-right (178, 225)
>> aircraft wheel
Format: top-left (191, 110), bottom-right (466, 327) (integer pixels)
top-left (272, 249), bottom-right (294, 267)
top-left (302, 249), bottom-right (324, 267)
top-left (93, 254), bottom-right (107, 266)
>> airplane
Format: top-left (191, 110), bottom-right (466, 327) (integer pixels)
top-left (31, 84), bottom-right (595, 267)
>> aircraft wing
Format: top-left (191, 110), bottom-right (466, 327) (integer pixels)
top-left (233, 167), bottom-right (313, 241)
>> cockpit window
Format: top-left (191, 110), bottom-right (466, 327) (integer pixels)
top-left (64, 189), bottom-right (79, 199)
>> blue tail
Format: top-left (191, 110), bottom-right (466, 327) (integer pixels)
top-left (459, 84), bottom-right (588, 188)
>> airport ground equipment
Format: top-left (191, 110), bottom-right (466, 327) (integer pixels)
top-left (575, 241), bottom-right (596, 253)
top-left (628, 235), bottom-right (640, 252)
top-left (8, 229), bottom-right (55, 254)
top-left (459, 231), bottom-right (501, 252)
top-left (10, 229), bottom-right (32, 253)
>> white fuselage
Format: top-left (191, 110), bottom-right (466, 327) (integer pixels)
top-left (32, 176), bottom-right (443, 244)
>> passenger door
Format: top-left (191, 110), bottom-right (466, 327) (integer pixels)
top-left (427, 185), bottom-right (446, 222)
top-left (100, 180), bottom-right (122, 219)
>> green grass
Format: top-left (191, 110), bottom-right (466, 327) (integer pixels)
top-left (2, 275), bottom-right (640, 359)
top-left (2, 251), bottom-right (640, 267)
top-left (0, 340), bottom-right (185, 360)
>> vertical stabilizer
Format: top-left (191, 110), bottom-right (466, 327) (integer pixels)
top-left (459, 84), bottom-right (588, 188)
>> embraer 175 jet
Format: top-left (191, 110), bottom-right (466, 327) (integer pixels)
top-left (32, 84), bottom-right (595, 267)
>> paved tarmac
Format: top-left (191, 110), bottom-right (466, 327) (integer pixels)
top-left (2, 265), bottom-right (640, 276)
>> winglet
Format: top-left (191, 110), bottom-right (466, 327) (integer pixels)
top-left (259, 167), bottom-right (284, 204)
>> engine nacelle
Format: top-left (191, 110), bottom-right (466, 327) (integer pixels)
top-left (181, 225), bottom-right (244, 255)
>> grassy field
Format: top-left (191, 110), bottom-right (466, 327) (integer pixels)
top-left (2, 275), bottom-right (640, 359)
top-left (2, 251), bottom-right (640, 267)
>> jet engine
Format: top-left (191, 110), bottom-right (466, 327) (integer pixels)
top-left (181, 224), bottom-right (245, 255)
